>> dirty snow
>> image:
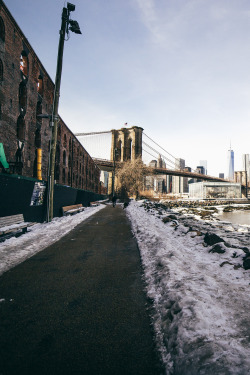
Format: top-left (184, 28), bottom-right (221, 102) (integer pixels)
top-left (0, 205), bottom-right (105, 276)
top-left (126, 200), bottom-right (250, 375)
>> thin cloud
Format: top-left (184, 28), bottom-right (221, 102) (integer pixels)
top-left (134, 0), bottom-right (165, 43)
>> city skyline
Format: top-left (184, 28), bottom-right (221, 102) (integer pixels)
top-left (4, 0), bottom-right (250, 177)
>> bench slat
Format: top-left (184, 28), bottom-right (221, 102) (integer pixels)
top-left (62, 204), bottom-right (84, 216)
top-left (0, 214), bottom-right (24, 226)
top-left (0, 214), bottom-right (35, 238)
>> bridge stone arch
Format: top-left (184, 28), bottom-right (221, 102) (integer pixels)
top-left (110, 126), bottom-right (143, 162)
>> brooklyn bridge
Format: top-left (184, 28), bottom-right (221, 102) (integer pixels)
top-left (75, 126), bottom-right (226, 183)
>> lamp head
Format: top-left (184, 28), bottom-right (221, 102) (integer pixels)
top-left (69, 20), bottom-right (82, 34)
top-left (67, 2), bottom-right (75, 12)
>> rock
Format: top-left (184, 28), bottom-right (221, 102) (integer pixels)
top-left (243, 256), bottom-right (250, 270)
top-left (204, 232), bottom-right (225, 246)
top-left (209, 243), bottom-right (226, 254)
top-left (223, 206), bottom-right (234, 212)
top-left (162, 216), bottom-right (172, 223)
top-left (241, 247), bottom-right (250, 254)
top-left (168, 214), bottom-right (178, 220)
top-left (220, 261), bottom-right (233, 267)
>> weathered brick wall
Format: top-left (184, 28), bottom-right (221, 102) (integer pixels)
top-left (0, 1), bottom-right (100, 193)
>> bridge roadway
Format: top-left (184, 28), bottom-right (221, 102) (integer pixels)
top-left (93, 158), bottom-right (227, 183)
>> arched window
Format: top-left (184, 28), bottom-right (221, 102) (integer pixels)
top-left (37, 75), bottom-right (43, 96)
top-left (19, 82), bottom-right (27, 115)
top-left (0, 59), bottom-right (3, 82)
top-left (35, 127), bottom-right (41, 148)
top-left (20, 51), bottom-right (28, 77)
top-left (17, 115), bottom-right (26, 141)
top-left (117, 140), bottom-right (122, 161)
top-left (68, 154), bottom-right (71, 168)
top-left (127, 138), bottom-right (132, 160)
top-left (56, 144), bottom-right (60, 163)
top-left (63, 134), bottom-right (67, 147)
top-left (63, 150), bottom-right (66, 166)
top-left (58, 125), bottom-right (61, 138)
top-left (36, 101), bottom-right (42, 126)
top-left (0, 17), bottom-right (5, 42)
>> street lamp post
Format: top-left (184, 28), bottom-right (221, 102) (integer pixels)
top-left (47, 3), bottom-right (81, 222)
top-left (112, 148), bottom-right (117, 197)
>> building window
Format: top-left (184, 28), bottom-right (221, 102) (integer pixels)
top-left (36, 101), bottom-right (42, 124)
top-left (0, 17), bottom-right (5, 42)
top-left (20, 51), bottom-right (28, 77)
top-left (17, 115), bottom-right (26, 141)
top-left (37, 75), bottom-right (43, 96)
top-left (63, 150), bottom-right (66, 166)
top-left (19, 82), bottom-right (27, 115)
top-left (35, 127), bottom-right (41, 148)
top-left (63, 134), bottom-right (67, 148)
top-left (58, 125), bottom-right (61, 138)
top-left (56, 144), bottom-right (60, 164)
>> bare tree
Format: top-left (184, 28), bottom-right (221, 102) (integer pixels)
top-left (116, 158), bottom-right (151, 199)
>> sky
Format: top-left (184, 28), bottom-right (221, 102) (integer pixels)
top-left (5, 0), bottom-right (250, 177)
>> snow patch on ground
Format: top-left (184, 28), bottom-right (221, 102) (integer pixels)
top-left (126, 200), bottom-right (250, 375)
top-left (0, 205), bottom-right (105, 276)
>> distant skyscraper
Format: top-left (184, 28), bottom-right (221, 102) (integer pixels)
top-left (242, 154), bottom-right (250, 176)
top-left (227, 147), bottom-right (234, 180)
top-left (199, 160), bottom-right (207, 175)
top-left (219, 173), bottom-right (224, 179)
top-left (172, 158), bottom-right (185, 194)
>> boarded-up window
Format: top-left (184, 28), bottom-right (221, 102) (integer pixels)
top-left (0, 17), bottom-right (5, 42)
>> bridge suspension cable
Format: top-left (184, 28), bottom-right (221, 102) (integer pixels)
top-left (75, 131), bottom-right (112, 160)
top-left (142, 140), bottom-right (176, 169)
top-left (143, 132), bottom-right (197, 173)
top-left (143, 132), bottom-right (177, 160)
top-left (75, 130), bottom-right (111, 136)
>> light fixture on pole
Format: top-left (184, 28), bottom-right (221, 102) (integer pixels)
top-left (47, 2), bottom-right (82, 222)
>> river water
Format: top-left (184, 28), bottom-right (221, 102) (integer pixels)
top-left (217, 210), bottom-right (250, 225)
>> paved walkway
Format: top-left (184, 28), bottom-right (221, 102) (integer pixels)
top-left (0, 205), bottom-right (164, 375)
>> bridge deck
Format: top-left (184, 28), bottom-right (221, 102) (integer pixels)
top-left (93, 158), bottom-right (228, 182)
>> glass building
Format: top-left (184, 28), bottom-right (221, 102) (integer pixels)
top-left (227, 148), bottom-right (234, 180)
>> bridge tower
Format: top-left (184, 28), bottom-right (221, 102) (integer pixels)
top-left (110, 126), bottom-right (143, 162)
top-left (109, 126), bottom-right (143, 195)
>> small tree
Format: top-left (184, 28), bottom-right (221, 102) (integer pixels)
top-left (116, 158), bottom-right (151, 199)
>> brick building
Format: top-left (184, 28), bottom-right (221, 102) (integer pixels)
top-left (0, 1), bottom-right (100, 193)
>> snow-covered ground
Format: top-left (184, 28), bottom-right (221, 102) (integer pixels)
top-left (0, 205), bottom-right (105, 276)
top-left (126, 200), bottom-right (250, 375)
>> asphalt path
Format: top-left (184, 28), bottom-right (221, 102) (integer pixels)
top-left (0, 205), bottom-right (164, 375)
